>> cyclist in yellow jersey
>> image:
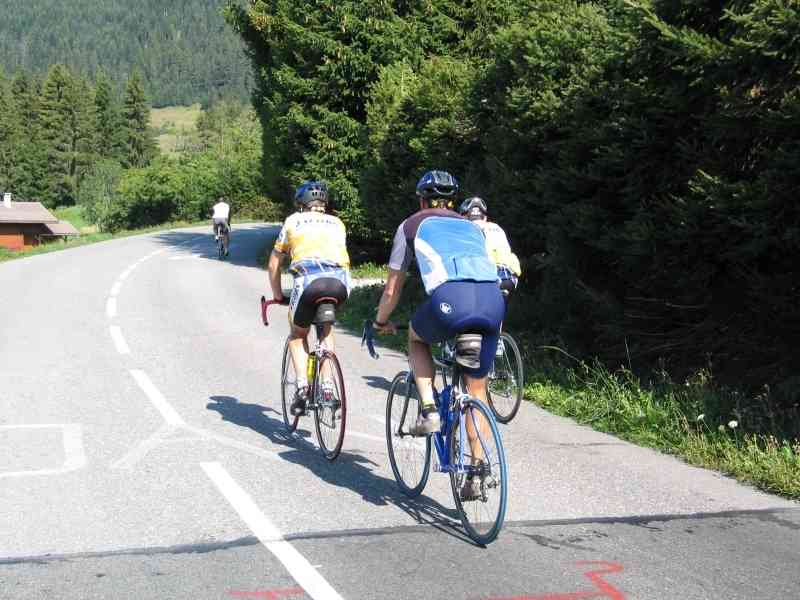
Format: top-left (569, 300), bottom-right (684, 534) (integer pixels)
top-left (458, 197), bottom-right (521, 299)
top-left (268, 181), bottom-right (351, 416)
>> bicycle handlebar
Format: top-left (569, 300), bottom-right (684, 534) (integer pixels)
top-left (361, 319), bottom-right (407, 360)
top-left (261, 295), bottom-right (289, 326)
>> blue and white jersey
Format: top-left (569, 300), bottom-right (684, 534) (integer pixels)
top-left (388, 208), bottom-right (498, 294)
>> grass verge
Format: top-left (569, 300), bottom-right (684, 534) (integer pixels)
top-left (337, 282), bottom-right (800, 500)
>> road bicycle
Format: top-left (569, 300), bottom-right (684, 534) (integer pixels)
top-left (261, 296), bottom-right (347, 460)
top-left (362, 320), bottom-right (508, 545)
top-left (439, 330), bottom-right (524, 424)
top-left (215, 223), bottom-right (230, 259)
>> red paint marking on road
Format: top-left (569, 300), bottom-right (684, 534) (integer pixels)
top-left (484, 561), bottom-right (626, 600)
top-left (227, 587), bottom-right (305, 599)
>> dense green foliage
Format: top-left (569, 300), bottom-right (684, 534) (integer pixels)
top-left (0, 0), bottom-right (251, 107)
top-left (89, 101), bottom-right (280, 232)
top-left (0, 65), bottom-right (157, 207)
top-left (232, 0), bottom-right (800, 424)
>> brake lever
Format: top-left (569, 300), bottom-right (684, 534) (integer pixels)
top-left (361, 320), bottom-right (380, 359)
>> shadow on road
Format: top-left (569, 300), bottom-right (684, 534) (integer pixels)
top-left (151, 225), bottom-right (279, 270)
top-left (206, 395), bottom-right (477, 545)
top-left (362, 375), bottom-right (394, 392)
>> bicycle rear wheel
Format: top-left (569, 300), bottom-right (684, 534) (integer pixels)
top-left (386, 372), bottom-right (431, 497)
top-left (314, 352), bottom-right (346, 460)
top-left (280, 340), bottom-right (300, 432)
top-left (487, 332), bottom-right (524, 423)
top-left (449, 397), bottom-right (508, 545)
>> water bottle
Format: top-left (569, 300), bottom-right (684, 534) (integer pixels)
top-left (306, 354), bottom-right (316, 381)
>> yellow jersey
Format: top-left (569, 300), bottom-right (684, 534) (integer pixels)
top-left (274, 211), bottom-right (350, 270)
top-left (475, 220), bottom-right (522, 276)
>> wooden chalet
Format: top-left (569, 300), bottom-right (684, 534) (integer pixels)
top-left (0, 193), bottom-right (80, 251)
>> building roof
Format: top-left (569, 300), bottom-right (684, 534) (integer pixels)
top-left (43, 221), bottom-right (80, 236)
top-left (0, 201), bottom-right (59, 224)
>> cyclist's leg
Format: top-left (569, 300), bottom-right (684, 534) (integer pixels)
top-left (287, 276), bottom-right (319, 412)
top-left (455, 282), bottom-right (506, 464)
top-left (407, 323), bottom-right (436, 408)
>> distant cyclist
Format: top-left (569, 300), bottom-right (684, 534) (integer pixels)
top-left (212, 196), bottom-right (231, 255)
top-left (458, 197), bottom-right (522, 300)
top-left (267, 181), bottom-right (351, 416)
top-left (373, 171), bottom-right (504, 499)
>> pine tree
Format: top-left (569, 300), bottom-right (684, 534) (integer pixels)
top-left (0, 70), bottom-right (20, 192)
top-left (10, 72), bottom-right (48, 201)
top-left (94, 69), bottom-right (125, 162)
top-left (38, 64), bottom-right (95, 206)
top-left (65, 75), bottom-right (97, 200)
top-left (122, 70), bottom-right (156, 169)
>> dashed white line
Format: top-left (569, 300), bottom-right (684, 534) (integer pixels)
top-left (109, 326), bottom-right (130, 354)
top-left (201, 462), bottom-right (345, 600)
top-left (106, 297), bottom-right (117, 318)
top-left (130, 369), bottom-right (186, 426)
top-left (110, 281), bottom-right (122, 297)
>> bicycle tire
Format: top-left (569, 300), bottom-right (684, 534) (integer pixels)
top-left (448, 397), bottom-right (508, 545)
top-left (280, 339), bottom-right (300, 432)
top-left (314, 352), bottom-right (347, 460)
top-left (487, 332), bottom-right (524, 424)
top-left (386, 372), bottom-right (431, 497)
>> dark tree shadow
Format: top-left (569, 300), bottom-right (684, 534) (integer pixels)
top-left (151, 224), bottom-right (279, 269)
top-left (207, 395), bottom-right (479, 545)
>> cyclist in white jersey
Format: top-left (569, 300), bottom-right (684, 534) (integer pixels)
top-left (458, 197), bottom-right (522, 300)
top-left (211, 197), bottom-right (231, 255)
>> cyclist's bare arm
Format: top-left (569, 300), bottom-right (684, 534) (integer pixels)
top-left (267, 250), bottom-right (285, 301)
top-left (375, 268), bottom-right (406, 332)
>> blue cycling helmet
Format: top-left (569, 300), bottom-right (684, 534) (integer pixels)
top-left (415, 171), bottom-right (459, 205)
top-left (294, 181), bottom-right (328, 209)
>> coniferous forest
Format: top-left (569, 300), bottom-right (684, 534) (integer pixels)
top-left (0, 0), bottom-right (250, 107)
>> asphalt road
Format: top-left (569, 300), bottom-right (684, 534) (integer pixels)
top-left (1, 224), bottom-right (797, 600)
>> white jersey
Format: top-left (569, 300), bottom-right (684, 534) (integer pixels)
top-left (212, 202), bottom-right (230, 220)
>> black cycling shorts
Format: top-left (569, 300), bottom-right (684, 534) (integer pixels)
top-left (292, 276), bottom-right (348, 328)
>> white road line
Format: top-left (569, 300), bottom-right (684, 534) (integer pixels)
top-left (130, 370), bottom-right (186, 426)
top-left (110, 281), bottom-right (122, 296)
top-left (111, 423), bottom-right (281, 470)
top-left (201, 462), bottom-right (345, 600)
top-left (0, 424), bottom-right (86, 478)
top-left (106, 297), bottom-right (117, 318)
top-left (368, 415), bottom-right (385, 425)
top-left (109, 326), bottom-right (130, 354)
top-left (119, 267), bottom-right (133, 281)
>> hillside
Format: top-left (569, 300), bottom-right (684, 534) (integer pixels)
top-left (0, 0), bottom-right (250, 107)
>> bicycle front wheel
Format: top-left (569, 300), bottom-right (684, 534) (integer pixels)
top-left (386, 372), bottom-right (431, 497)
top-left (449, 398), bottom-right (508, 545)
top-left (280, 340), bottom-right (300, 433)
top-left (314, 352), bottom-right (346, 460)
top-left (487, 332), bottom-right (524, 423)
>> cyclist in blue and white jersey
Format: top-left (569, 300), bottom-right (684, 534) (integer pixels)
top-left (373, 171), bottom-right (504, 497)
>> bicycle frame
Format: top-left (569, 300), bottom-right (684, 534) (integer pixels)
top-left (398, 368), bottom-right (494, 480)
